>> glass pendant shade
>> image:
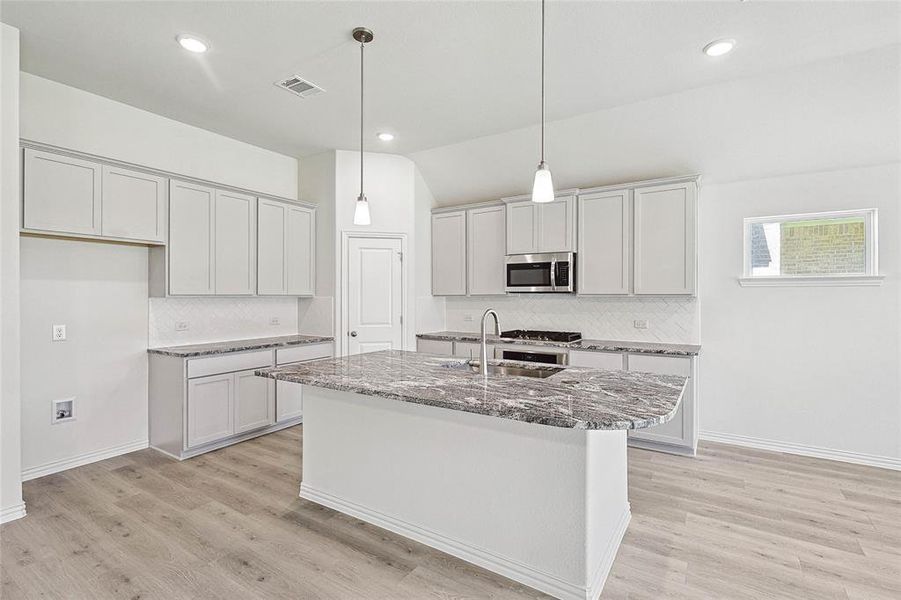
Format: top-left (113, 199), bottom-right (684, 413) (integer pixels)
top-left (353, 194), bottom-right (371, 225)
top-left (531, 162), bottom-right (555, 203)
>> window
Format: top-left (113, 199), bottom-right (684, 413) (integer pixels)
top-left (741, 209), bottom-right (882, 286)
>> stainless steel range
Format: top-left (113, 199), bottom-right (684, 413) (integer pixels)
top-left (498, 329), bottom-right (582, 365)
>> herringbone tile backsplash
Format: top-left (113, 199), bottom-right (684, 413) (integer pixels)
top-left (445, 296), bottom-right (699, 343)
top-left (149, 297), bottom-right (299, 347)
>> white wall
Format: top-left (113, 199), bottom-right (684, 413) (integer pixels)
top-left (19, 237), bottom-right (149, 478)
top-left (333, 150), bottom-right (417, 354)
top-left (20, 73), bottom-right (298, 199)
top-left (0, 23), bottom-right (25, 523)
top-left (444, 296), bottom-right (699, 344)
top-left (17, 73), bottom-right (302, 477)
top-left (699, 163), bottom-right (900, 465)
top-left (414, 168), bottom-right (445, 334)
top-left (411, 46), bottom-right (899, 206)
top-left (298, 151), bottom-right (336, 337)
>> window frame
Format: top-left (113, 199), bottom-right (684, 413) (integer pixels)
top-left (740, 208), bottom-right (882, 287)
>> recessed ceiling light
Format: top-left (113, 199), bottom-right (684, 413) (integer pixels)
top-left (703, 39), bottom-right (735, 57)
top-left (377, 132), bottom-right (395, 142)
top-left (176, 34), bottom-right (209, 54)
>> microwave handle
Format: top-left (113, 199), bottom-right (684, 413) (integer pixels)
top-left (550, 260), bottom-right (557, 290)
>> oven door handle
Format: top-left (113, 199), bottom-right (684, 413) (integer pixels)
top-left (550, 260), bottom-right (557, 290)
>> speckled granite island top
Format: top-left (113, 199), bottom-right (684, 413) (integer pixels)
top-left (256, 350), bottom-right (686, 430)
top-left (417, 331), bottom-right (701, 356)
top-left (148, 334), bottom-right (334, 357)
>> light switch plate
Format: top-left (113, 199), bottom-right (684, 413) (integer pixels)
top-left (270, 317), bottom-right (281, 326)
top-left (633, 319), bottom-right (649, 330)
top-left (175, 321), bottom-right (189, 332)
top-left (52, 324), bottom-right (66, 341)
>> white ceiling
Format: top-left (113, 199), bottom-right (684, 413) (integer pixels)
top-left (2, 1), bottom-right (899, 159)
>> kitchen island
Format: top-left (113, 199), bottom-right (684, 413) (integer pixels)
top-left (257, 350), bottom-right (686, 600)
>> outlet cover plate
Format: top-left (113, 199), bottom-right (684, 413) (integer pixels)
top-left (52, 324), bottom-right (66, 341)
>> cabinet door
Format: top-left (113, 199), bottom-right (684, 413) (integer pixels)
top-left (578, 190), bottom-right (630, 294)
top-left (626, 354), bottom-right (693, 450)
top-left (467, 205), bottom-right (506, 296)
top-left (568, 350), bottom-right (624, 370)
top-left (431, 211), bottom-right (467, 296)
top-left (23, 148), bottom-right (101, 236)
top-left (538, 195), bottom-right (576, 253)
top-left (101, 165), bottom-right (166, 242)
top-left (186, 373), bottom-right (235, 448)
top-left (215, 190), bottom-right (255, 295)
top-left (453, 341), bottom-right (495, 360)
top-left (506, 201), bottom-right (538, 254)
top-left (169, 180), bottom-right (216, 295)
top-left (286, 205), bottom-right (315, 296)
top-left (276, 379), bottom-right (304, 422)
top-left (634, 182), bottom-right (697, 295)
top-left (416, 339), bottom-right (454, 356)
top-left (235, 370), bottom-right (275, 433)
top-left (257, 199), bottom-right (288, 295)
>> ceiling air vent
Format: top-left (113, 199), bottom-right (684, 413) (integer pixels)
top-left (275, 75), bottom-right (325, 99)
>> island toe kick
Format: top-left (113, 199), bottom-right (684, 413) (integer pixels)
top-left (299, 387), bottom-right (631, 600)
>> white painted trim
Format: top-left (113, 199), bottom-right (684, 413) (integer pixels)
top-left (738, 275), bottom-right (884, 287)
top-left (152, 417), bottom-right (302, 461)
top-left (586, 506), bottom-right (631, 600)
top-left (580, 173), bottom-right (701, 195)
top-left (700, 430), bottom-right (901, 471)
top-left (431, 199), bottom-right (503, 214)
top-left (502, 188), bottom-right (580, 204)
top-left (301, 483), bottom-right (596, 600)
top-left (0, 502), bottom-right (27, 524)
top-left (628, 436), bottom-right (697, 457)
top-left (21, 439), bottom-right (149, 481)
top-left (339, 231), bottom-right (408, 357)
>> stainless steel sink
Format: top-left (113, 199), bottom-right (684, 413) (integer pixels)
top-left (460, 363), bottom-right (563, 379)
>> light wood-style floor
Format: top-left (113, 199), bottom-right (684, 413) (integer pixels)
top-left (1, 426), bottom-right (898, 599)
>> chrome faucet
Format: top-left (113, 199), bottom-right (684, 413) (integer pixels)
top-left (479, 308), bottom-right (500, 376)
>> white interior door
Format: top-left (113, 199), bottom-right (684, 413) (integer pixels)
top-left (347, 236), bottom-right (404, 355)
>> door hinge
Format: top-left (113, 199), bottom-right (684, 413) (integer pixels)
top-left (397, 251), bottom-right (403, 263)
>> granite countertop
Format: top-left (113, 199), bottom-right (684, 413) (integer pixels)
top-left (256, 350), bottom-right (686, 431)
top-left (148, 334), bottom-right (334, 358)
top-left (416, 331), bottom-right (700, 357)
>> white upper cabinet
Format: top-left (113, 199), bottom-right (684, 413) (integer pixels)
top-left (432, 211), bottom-right (467, 296)
top-left (505, 195), bottom-right (576, 254)
top-left (286, 204), bottom-right (315, 296)
top-left (257, 198), bottom-right (315, 296)
top-left (214, 190), bottom-right (256, 295)
top-left (537, 195), bottom-right (576, 253)
top-left (23, 148), bottom-right (102, 236)
top-left (168, 180), bottom-right (216, 295)
top-left (101, 165), bottom-right (166, 243)
top-left (578, 189), bottom-right (631, 295)
top-left (467, 205), bottom-right (506, 296)
top-left (633, 181), bottom-right (697, 295)
top-left (506, 202), bottom-right (538, 254)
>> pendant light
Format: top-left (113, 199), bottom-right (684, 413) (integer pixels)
top-left (531, 0), bottom-right (555, 204)
top-left (352, 27), bottom-right (373, 225)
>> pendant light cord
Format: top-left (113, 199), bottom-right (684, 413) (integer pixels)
top-left (540, 0), bottom-right (545, 164)
top-left (360, 39), bottom-right (364, 197)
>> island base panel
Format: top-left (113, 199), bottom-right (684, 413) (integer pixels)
top-left (299, 387), bottom-right (631, 600)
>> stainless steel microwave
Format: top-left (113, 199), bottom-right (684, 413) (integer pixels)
top-left (505, 252), bottom-right (575, 293)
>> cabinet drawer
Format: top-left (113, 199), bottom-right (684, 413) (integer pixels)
top-left (454, 341), bottom-right (494, 360)
top-left (626, 354), bottom-right (691, 377)
top-left (568, 350), bottom-right (624, 370)
top-left (187, 349), bottom-right (273, 379)
top-left (275, 343), bottom-right (333, 365)
top-left (416, 339), bottom-right (454, 356)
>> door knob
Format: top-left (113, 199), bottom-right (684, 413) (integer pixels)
top-left (349, 331), bottom-right (358, 337)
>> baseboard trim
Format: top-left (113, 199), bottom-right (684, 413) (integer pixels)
top-left (152, 418), bottom-right (302, 461)
top-left (700, 430), bottom-right (900, 471)
top-left (587, 506), bottom-right (631, 600)
top-left (0, 502), bottom-right (27, 525)
top-left (21, 439), bottom-right (149, 481)
top-left (628, 436), bottom-right (697, 457)
top-left (300, 483), bottom-right (592, 600)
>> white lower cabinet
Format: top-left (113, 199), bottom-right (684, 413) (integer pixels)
top-left (149, 342), bottom-right (333, 459)
top-left (186, 373), bottom-right (235, 448)
top-left (454, 341), bottom-right (495, 360)
top-left (626, 353), bottom-right (697, 455)
top-left (235, 370), bottom-right (276, 434)
top-left (416, 338), bottom-right (455, 356)
top-left (568, 350), bottom-right (625, 370)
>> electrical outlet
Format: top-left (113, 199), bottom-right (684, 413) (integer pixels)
top-left (633, 319), bottom-right (649, 330)
top-left (270, 317), bottom-right (281, 326)
top-left (52, 324), bottom-right (67, 341)
top-left (175, 321), bottom-right (189, 332)
top-left (463, 314), bottom-right (473, 323)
